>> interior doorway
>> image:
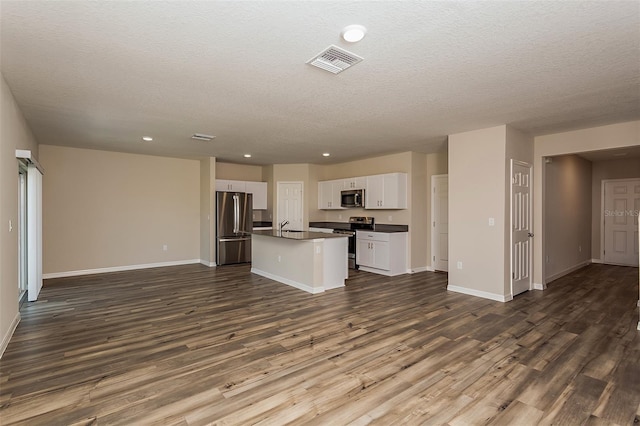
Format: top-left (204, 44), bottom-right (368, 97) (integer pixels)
top-left (602, 178), bottom-right (640, 266)
top-left (18, 163), bottom-right (28, 307)
top-left (277, 182), bottom-right (303, 231)
top-left (431, 174), bottom-right (448, 272)
top-left (511, 160), bottom-right (533, 296)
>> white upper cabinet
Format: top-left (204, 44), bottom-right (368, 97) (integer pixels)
top-left (245, 181), bottom-right (267, 210)
top-left (342, 177), bottom-right (366, 190)
top-left (216, 179), bottom-right (246, 192)
top-left (365, 173), bottom-right (407, 209)
top-left (318, 172), bottom-right (408, 210)
top-left (318, 180), bottom-right (344, 210)
top-left (216, 179), bottom-right (267, 210)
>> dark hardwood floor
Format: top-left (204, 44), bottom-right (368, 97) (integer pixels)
top-left (1, 263), bottom-right (638, 425)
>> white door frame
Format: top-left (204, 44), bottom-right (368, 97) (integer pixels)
top-left (600, 178), bottom-right (640, 265)
top-left (431, 174), bottom-right (448, 272)
top-left (510, 160), bottom-right (533, 297)
top-left (276, 181), bottom-right (304, 231)
top-left (15, 150), bottom-right (44, 302)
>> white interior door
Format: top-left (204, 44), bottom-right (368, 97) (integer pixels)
top-left (277, 182), bottom-right (303, 231)
top-left (511, 160), bottom-right (532, 297)
top-left (603, 179), bottom-right (640, 266)
top-left (431, 175), bottom-right (448, 272)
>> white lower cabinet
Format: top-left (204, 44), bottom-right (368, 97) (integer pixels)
top-left (356, 231), bottom-right (407, 276)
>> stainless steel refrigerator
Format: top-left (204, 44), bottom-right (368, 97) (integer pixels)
top-left (216, 191), bottom-right (253, 265)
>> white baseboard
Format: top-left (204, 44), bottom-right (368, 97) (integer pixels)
top-left (250, 268), bottom-right (327, 294)
top-left (426, 266), bottom-right (436, 272)
top-left (410, 266), bottom-right (429, 273)
top-left (43, 259), bottom-right (202, 279)
top-left (200, 260), bottom-right (216, 267)
top-left (545, 260), bottom-right (590, 283)
top-left (591, 258), bottom-right (603, 264)
top-left (0, 312), bottom-right (20, 359)
top-left (446, 285), bottom-right (510, 303)
top-left (533, 282), bottom-right (545, 290)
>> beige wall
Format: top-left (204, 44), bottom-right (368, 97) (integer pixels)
top-left (591, 157), bottom-right (640, 260)
top-left (449, 125), bottom-right (509, 300)
top-left (1, 74), bottom-right (39, 356)
top-left (544, 155), bottom-right (592, 281)
top-left (533, 120), bottom-right (640, 287)
top-left (40, 145), bottom-right (200, 274)
top-left (200, 158), bottom-right (216, 265)
top-left (215, 162), bottom-right (263, 181)
top-left (262, 164), bottom-right (274, 224)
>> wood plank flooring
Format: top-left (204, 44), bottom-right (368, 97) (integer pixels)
top-left (1, 264), bottom-right (638, 425)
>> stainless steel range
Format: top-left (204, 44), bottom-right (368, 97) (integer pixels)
top-left (332, 216), bottom-right (375, 269)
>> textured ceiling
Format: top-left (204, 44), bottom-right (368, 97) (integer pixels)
top-left (1, 1), bottom-right (639, 165)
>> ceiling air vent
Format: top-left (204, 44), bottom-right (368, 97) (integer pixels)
top-left (191, 133), bottom-right (215, 141)
top-left (306, 45), bottom-right (363, 74)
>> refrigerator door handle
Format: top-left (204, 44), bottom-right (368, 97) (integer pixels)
top-left (233, 194), bottom-right (238, 233)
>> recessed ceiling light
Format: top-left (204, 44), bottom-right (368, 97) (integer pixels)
top-left (244, 154), bottom-right (252, 158)
top-left (322, 153), bottom-right (330, 157)
top-left (142, 136), bottom-right (153, 142)
top-left (341, 25), bottom-right (367, 43)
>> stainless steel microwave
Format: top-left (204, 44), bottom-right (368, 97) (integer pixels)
top-left (341, 189), bottom-right (364, 208)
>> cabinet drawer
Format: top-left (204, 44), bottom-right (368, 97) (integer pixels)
top-left (356, 231), bottom-right (390, 242)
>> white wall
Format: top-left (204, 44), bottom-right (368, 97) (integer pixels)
top-left (0, 74), bottom-right (39, 357)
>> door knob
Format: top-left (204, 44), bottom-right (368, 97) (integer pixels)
top-left (528, 232), bottom-right (534, 238)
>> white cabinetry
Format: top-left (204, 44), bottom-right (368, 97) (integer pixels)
top-left (245, 181), bottom-right (267, 210)
top-left (318, 180), bottom-right (345, 210)
top-left (216, 179), bottom-right (246, 192)
top-left (356, 231), bottom-right (407, 276)
top-left (365, 173), bottom-right (407, 209)
top-left (318, 173), bottom-right (407, 210)
top-left (216, 180), bottom-right (268, 210)
top-left (343, 177), bottom-right (366, 190)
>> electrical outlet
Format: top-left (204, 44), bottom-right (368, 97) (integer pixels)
top-left (388, 215), bottom-right (392, 222)
top-left (338, 214), bottom-right (342, 220)
top-left (163, 244), bottom-right (168, 251)
top-left (578, 245), bottom-right (582, 252)
top-left (457, 261), bottom-right (463, 270)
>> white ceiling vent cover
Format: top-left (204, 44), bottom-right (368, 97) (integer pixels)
top-left (306, 45), bottom-right (363, 74)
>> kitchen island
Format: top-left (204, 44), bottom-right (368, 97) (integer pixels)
top-left (251, 230), bottom-right (348, 294)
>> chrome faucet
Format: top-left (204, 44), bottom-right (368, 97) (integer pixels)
top-left (279, 219), bottom-right (289, 232)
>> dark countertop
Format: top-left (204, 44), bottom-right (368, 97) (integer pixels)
top-left (309, 221), bottom-right (351, 230)
top-left (309, 221), bottom-right (408, 233)
top-left (253, 221), bottom-right (273, 228)
top-left (252, 230), bottom-right (349, 240)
